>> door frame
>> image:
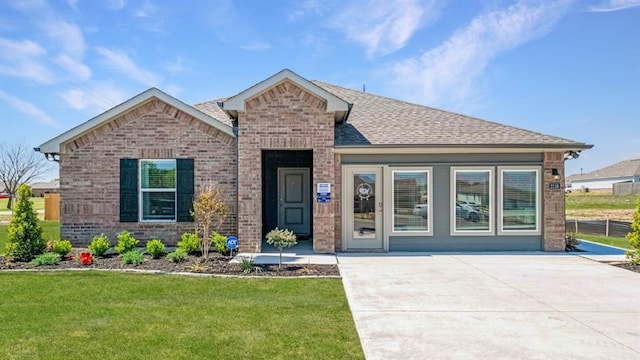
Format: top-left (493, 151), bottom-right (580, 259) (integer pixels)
top-left (342, 165), bottom-right (386, 251)
top-left (277, 167), bottom-right (312, 237)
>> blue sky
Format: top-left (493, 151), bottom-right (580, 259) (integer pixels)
top-left (0, 0), bottom-right (638, 181)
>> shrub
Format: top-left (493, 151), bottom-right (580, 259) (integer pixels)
top-left (79, 252), bottom-right (93, 265)
top-left (88, 234), bottom-right (110, 257)
top-left (626, 198), bottom-right (640, 265)
top-left (266, 227), bottom-right (297, 271)
top-left (211, 232), bottom-right (229, 255)
top-left (239, 256), bottom-right (262, 274)
top-left (122, 250), bottom-right (145, 265)
top-left (31, 252), bottom-right (62, 266)
top-left (564, 232), bottom-right (579, 252)
top-left (146, 239), bottom-right (166, 259)
top-left (4, 184), bottom-right (45, 261)
top-left (166, 249), bottom-right (188, 263)
top-left (52, 240), bottom-right (73, 257)
top-left (115, 230), bottom-right (139, 254)
top-left (191, 184), bottom-right (229, 259)
top-left (177, 232), bottom-right (200, 255)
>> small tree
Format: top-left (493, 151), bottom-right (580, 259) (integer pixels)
top-left (4, 184), bottom-right (45, 261)
top-left (625, 198), bottom-right (640, 265)
top-left (265, 227), bottom-right (297, 271)
top-left (191, 183), bottom-right (229, 259)
top-left (0, 143), bottom-right (52, 209)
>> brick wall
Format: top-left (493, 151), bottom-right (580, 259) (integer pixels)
top-left (543, 151), bottom-right (565, 251)
top-left (237, 79), bottom-right (336, 253)
top-left (59, 99), bottom-right (237, 246)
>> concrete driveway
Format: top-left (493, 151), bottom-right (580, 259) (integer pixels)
top-left (338, 253), bottom-right (640, 359)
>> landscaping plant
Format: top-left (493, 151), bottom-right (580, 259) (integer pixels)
top-left (625, 198), bottom-right (640, 265)
top-left (88, 234), bottom-right (110, 257)
top-left (146, 239), bottom-right (166, 259)
top-left (211, 232), bottom-right (229, 255)
top-left (115, 230), bottom-right (139, 254)
top-left (265, 227), bottom-right (297, 271)
top-left (191, 183), bottom-right (229, 259)
top-left (177, 232), bottom-right (200, 254)
top-left (239, 256), bottom-right (262, 274)
top-left (4, 184), bottom-right (45, 261)
top-left (51, 240), bottom-right (72, 257)
top-left (79, 252), bottom-right (93, 265)
top-left (122, 250), bottom-right (145, 265)
top-left (31, 252), bottom-right (62, 266)
top-left (166, 249), bottom-right (187, 263)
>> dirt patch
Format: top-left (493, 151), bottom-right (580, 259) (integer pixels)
top-left (611, 262), bottom-right (640, 274)
top-left (565, 209), bottom-right (634, 222)
top-left (0, 252), bottom-right (340, 277)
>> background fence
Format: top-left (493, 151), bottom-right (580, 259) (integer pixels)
top-left (613, 182), bottom-right (640, 195)
top-left (44, 193), bottom-right (60, 221)
top-left (566, 218), bottom-right (631, 238)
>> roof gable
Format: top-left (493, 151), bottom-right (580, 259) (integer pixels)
top-left (568, 158), bottom-right (640, 181)
top-left (38, 88), bottom-right (234, 154)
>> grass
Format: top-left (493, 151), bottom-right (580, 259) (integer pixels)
top-left (577, 233), bottom-right (631, 250)
top-left (0, 221), bottom-right (59, 254)
top-left (0, 272), bottom-right (364, 359)
top-left (565, 193), bottom-right (639, 210)
top-left (0, 197), bottom-right (45, 211)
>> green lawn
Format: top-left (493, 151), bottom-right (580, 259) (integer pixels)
top-left (0, 197), bottom-right (45, 211)
top-left (0, 221), bottom-right (59, 254)
top-left (565, 193), bottom-right (639, 210)
top-left (577, 233), bottom-right (631, 250)
top-left (0, 272), bottom-right (364, 359)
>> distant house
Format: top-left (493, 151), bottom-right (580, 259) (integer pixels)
top-left (567, 158), bottom-right (640, 191)
top-left (30, 180), bottom-right (60, 197)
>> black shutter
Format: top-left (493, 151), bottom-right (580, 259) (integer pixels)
top-left (176, 158), bottom-right (194, 222)
top-left (120, 158), bottom-right (138, 222)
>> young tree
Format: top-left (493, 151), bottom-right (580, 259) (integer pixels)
top-left (191, 183), bottom-right (229, 259)
top-left (266, 227), bottom-right (297, 271)
top-left (626, 198), bottom-right (640, 265)
top-left (5, 184), bottom-right (45, 261)
top-left (0, 143), bottom-right (52, 209)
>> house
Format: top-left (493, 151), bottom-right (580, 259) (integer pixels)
top-left (30, 180), bottom-right (60, 197)
top-left (567, 158), bottom-right (640, 192)
top-left (37, 69), bottom-right (592, 253)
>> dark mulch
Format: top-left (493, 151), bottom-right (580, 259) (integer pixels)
top-left (0, 251), bottom-right (340, 277)
top-left (611, 262), bottom-right (640, 274)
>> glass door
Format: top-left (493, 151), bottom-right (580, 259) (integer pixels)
top-left (346, 167), bottom-right (383, 250)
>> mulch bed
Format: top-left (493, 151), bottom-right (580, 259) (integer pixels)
top-left (611, 262), bottom-right (640, 274)
top-left (0, 251), bottom-right (340, 277)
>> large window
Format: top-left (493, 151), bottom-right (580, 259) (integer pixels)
top-left (451, 168), bottom-right (493, 234)
top-left (499, 167), bottom-right (540, 234)
top-left (140, 159), bottom-right (176, 221)
top-left (392, 169), bottom-right (431, 234)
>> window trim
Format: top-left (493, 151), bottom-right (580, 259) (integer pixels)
top-left (139, 159), bottom-right (177, 223)
top-left (390, 167), bottom-right (433, 236)
top-left (497, 166), bottom-right (542, 235)
top-left (450, 167), bottom-right (494, 236)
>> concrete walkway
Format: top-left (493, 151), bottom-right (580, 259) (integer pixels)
top-left (338, 253), bottom-right (640, 359)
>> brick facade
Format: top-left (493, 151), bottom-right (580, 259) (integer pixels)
top-left (59, 99), bottom-right (237, 246)
top-left (236, 80), bottom-right (336, 253)
top-left (543, 151), bottom-right (566, 251)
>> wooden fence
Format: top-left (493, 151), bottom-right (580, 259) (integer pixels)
top-left (566, 218), bottom-right (631, 238)
top-left (44, 193), bottom-right (60, 221)
top-left (613, 182), bottom-right (640, 195)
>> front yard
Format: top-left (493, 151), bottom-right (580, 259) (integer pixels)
top-left (0, 272), bottom-right (364, 359)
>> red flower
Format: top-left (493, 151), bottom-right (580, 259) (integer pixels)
top-left (80, 252), bottom-right (93, 265)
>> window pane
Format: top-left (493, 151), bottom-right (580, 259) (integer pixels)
top-left (141, 160), bottom-right (176, 189)
top-left (455, 170), bottom-right (490, 231)
top-left (142, 191), bottom-right (176, 220)
top-left (393, 171), bottom-right (428, 232)
top-left (502, 170), bottom-right (537, 231)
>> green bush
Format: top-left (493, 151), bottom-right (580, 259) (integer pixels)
top-left (31, 252), bottom-right (62, 266)
top-left (115, 230), bottom-right (139, 254)
top-left (211, 232), bottom-right (229, 255)
top-left (121, 250), bottom-right (145, 265)
top-left (146, 239), bottom-right (166, 259)
top-left (626, 198), bottom-right (640, 265)
top-left (177, 232), bottom-right (200, 254)
top-left (239, 256), bottom-right (262, 274)
top-left (266, 227), bottom-right (297, 271)
top-left (52, 240), bottom-right (73, 257)
top-left (88, 234), bottom-right (110, 257)
top-left (166, 249), bottom-right (187, 263)
top-left (4, 184), bottom-right (45, 261)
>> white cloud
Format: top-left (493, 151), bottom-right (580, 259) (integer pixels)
top-left (95, 47), bottom-right (161, 87)
top-left (0, 38), bottom-right (55, 83)
top-left (239, 42), bottom-right (271, 51)
top-left (587, 0), bottom-right (640, 11)
top-left (392, 0), bottom-right (572, 107)
top-left (59, 83), bottom-right (128, 112)
top-left (163, 56), bottom-right (185, 74)
top-left (66, 0), bottom-right (79, 11)
top-left (0, 90), bottom-right (59, 127)
top-left (329, 0), bottom-right (438, 57)
top-left (135, 1), bottom-right (157, 17)
top-left (41, 18), bottom-right (85, 57)
top-left (55, 54), bottom-right (91, 81)
top-left (106, 0), bottom-right (126, 10)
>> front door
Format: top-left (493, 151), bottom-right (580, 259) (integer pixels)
top-left (277, 168), bottom-right (311, 236)
top-left (345, 167), bottom-right (383, 250)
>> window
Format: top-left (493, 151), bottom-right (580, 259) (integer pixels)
top-left (499, 167), bottom-right (540, 234)
top-left (392, 169), bottom-right (431, 234)
top-left (140, 159), bottom-right (176, 221)
top-left (451, 168), bottom-right (493, 235)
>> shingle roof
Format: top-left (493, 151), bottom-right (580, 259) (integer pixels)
top-left (567, 158), bottom-right (640, 182)
top-left (312, 81), bottom-right (590, 148)
top-left (193, 98), bottom-right (234, 127)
